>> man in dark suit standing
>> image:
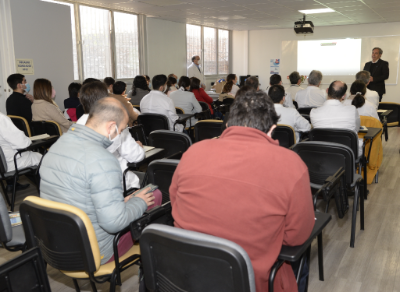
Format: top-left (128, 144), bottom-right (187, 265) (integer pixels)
top-left (363, 47), bottom-right (389, 102)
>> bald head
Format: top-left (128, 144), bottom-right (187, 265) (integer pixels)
top-left (327, 81), bottom-right (347, 100)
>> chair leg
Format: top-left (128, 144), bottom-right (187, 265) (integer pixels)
top-left (360, 185), bottom-right (365, 231)
top-left (350, 187), bottom-right (359, 248)
top-left (0, 180), bottom-right (11, 206)
top-left (375, 171), bottom-right (379, 183)
top-left (90, 280), bottom-right (98, 292)
top-left (72, 279), bottom-right (81, 292)
top-left (10, 176), bottom-right (18, 212)
top-left (109, 274), bottom-right (117, 292)
top-left (269, 260), bottom-right (284, 292)
top-left (318, 233), bottom-right (324, 281)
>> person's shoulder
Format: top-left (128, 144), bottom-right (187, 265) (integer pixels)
top-left (380, 59), bottom-right (389, 65)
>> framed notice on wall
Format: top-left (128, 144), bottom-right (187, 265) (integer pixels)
top-left (16, 59), bottom-right (34, 75)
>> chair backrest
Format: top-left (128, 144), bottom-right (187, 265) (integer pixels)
top-left (148, 130), bottom-right (192, 159)
top-left (194, 120), bottom-right (223, 142)
top-left (175, 107), bottom-right (184, 114)
top-left (0, 247), bottom-right (51, 292)
top-left (140, 224), bottom-right (256, 292)
top-left (30, 121), bottom-right (62, 136)
top-left (378, 102), bottom-right (400, 126)
top-left (8, 115), bottom-right (31, 137)
top-left (137, 114), bottom-right (170, 137)
top-left (292, 141), bottom-right (355, 187)
top-left (129, 125), bottom-right (148, 145)
top-left (0, 147), bottom-right (8, 174)
top-left (146, 159), bottom-right (179, 204)
top-left (0, 194), bottom-right (12, 245)
top-left (222, 97), bottom-right (235, 112)
top-left (272, 125), bottom-right (296, 148)
top-left (198, 101), bottom-right (212, 120)
top-left (309, 128), bottom-right (359, 159)
top-left (297, 107), bottom-right (316, 115)
top-left (221, 112), bottom-right (229, 132)
top-left (20, 196), bottom-right (100, 274)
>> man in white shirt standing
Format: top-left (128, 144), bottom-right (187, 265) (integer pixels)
top-left (265, 74), bottom-right (295, 108)
top-left (295, 70), bottom-right (326, 108)
top-left (355, 70), bottom-right (379, 109)
top-left (286, 71), bottom-right (304, 101)
top-left (311, 81), bottom-right (363, 157)
top-left (187, 56), bottom-right (206, 89)
top-left (140, 75), bottom-right (184, 132)
top-left (269, 85), bottom-right (311, 143)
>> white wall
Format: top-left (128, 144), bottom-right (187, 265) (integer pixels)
top-left (10, 0), bottom-right (74, 109)
top-left (248, 22), bottom-right (400, 103)
top-left (232, 30), bottom-right (248, 77)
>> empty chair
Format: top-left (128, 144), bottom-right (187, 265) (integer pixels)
top-left (194, 120), bottom-right (223, 142)
top-left (292, 141), bottom-right (364, 248)
top-left (0, 247), bottom-right (51, 292)
top-left (30, 120), bottom-right (62, 136)
top-left (137, 113), bottom-right (169, 137)
top-left (272, 125), bottom-right (296, 148)
top-left (175, 107), bottom-right (184, 114)
top-left (20, 196), bottom-right (141, 292)
top-left (8, 115), bottom-right (31, 137)
top-left (148, 130), bottom-right (192, 159)
top-left (378, 102), bottom-right (400, 126)
top-left (146, 159), bottom-right (179, 204)
top-left (297, 107), bottom-right (316, 115)
top-left (129, 124), bottom-right (148, 145)
top-left (140, 224), bottom-right (256, 292)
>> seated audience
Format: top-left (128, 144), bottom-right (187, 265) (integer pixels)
top-left (110, 81), bottom-right (138, 127)
top-left (77, 82), bottom-right (145, 191)
top-left (32, 79), bottom-right (73, 133)
top-left (285, 71), bottom-right (304, 102)
top-left (295, 70), bottom-right (326, 108)
top-left (311, 81), bottom-right (363, 157)
top-left (104, 77), bottom-right (115, 94)
top-left (266, 74), bottom-right (294, 108)
top-left (344, 80), bottom-right (379, 120)
top-left (168, 73), bottom-right (179, 87)
top-left (141, 75), bottom-right (184, 132)
top-left (6, 73), bottom-right (33, 123)
top-left (169, 76), bottom-right (202, 127)
top-left (127, 75), bottom-right (151, 105)
top-left (269, 85), bottom-right (311, 142)
top-left (245, 76), bottom-right (260, 91)
top-left (170, 89), bottom-right (314, 292)
top-left (190, 77), bottom-right (214, 116)
top-left (355, 70), bottom-right (379, 108)
top-left (75, 78), bottom-right (100, 119)
top-left (166, 76), bottom-right (178, 96)
top-left (218, 74), bottom-right (239, 101)
top-left (64, 82), bottom-right (82, 122)
top-left (40, 97), bottom-right (157, 265)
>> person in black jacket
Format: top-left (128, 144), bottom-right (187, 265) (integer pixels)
top-left (363, 47), bottom-right (389, 102)
top-left (6, 74), bottom-right (33, 123)
top-left (64, 82), bottom-right (82, 109)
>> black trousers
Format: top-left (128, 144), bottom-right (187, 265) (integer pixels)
top-left (379, 93), bottom-right (384, 102)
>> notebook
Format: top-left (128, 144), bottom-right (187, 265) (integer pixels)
top-left (143, 146), bottom-right (155, 152)
top-left (377, 110), bottom-right (386, 113)
top-left (9, 212), bottom-right (22, 227)
top-left (29, 134), bottom-right (50, 141)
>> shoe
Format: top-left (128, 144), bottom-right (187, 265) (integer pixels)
top-left (6, 182), bottom-right (30, 193)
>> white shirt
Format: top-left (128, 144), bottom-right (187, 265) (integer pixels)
top-left (167, 86), bottom-right (178, 97)
top-left (364, 88), bottom-right (379, 109)
top-left (285, 84), bottom-right (304, 101)
top-left (77, 114), bottom-right (145, 189)
top-left (187, 62), bottom-right (204, 85)
top-left (274, 104), bottom-right (311, 143)
top-left (230, 84), bottom-right (239, 96)
top-left (343, 95), bottom-right (380, 121)
top-left (295, 86), bottom-right (327, 108)
top-left (0, 113), bottom-right (42, 171)
top-left (265, 86), bottom-right (295, 108)
top-left (310, 99), bottom-right (363, 157)
top-left (169, 89), bottom-right (202, 127)
top-left (140, 90), bottom-right (184, 132)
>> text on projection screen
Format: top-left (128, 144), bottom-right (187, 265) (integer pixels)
top-left (297, 39), bottom-right (362, 76)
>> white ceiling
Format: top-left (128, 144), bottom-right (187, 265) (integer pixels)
top-left (60, 0), bottom-right (400, 30)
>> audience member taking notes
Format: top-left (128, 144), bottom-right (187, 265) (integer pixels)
top-left (170, 89), bottom-right (315, 292)
top-left (344, 80), bottom-right (379, 121)
top-left (295, 70), bottom-right (326, 108)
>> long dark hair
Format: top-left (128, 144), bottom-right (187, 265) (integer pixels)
top-left (165, 76), bottom-right (177, 94)
top-left (131, 75), bottom-right (150, 96)
top-left (222, 74), bottom-right (237, 93)
top-left (178, 76), bottom-right (191, 91)
top-left (190, 77), bottom-right (201, 91)
top-left (350, 80), bottom-right (366, 109)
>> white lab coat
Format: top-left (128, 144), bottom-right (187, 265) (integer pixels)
top-left (343, 95), bottom-right (380, 121)
top-left (77, 114), bottom-right (145, 189)
top-left (295, 86), bottom-right (327, 108)
top-left (274, 104), bottom-right (311, 143)
top-left (265, 86), bottom-right (295, 108)
top-left (187, 62), bottom-right (204, 85)
top-left (169, 89), bottom-right (202, 127)
top-left (310, 99), bottom-right (363, 157)
top-left (364, 88), bottom-right (379, 109)
top-left (285, 84), bottom-right (304, 101)
top-left (0, 113), bottom-right (42, 172)
top-left (140, 90), bottom-right (184, 132)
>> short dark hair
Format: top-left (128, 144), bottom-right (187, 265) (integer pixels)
top-left (113, 81), bottom-right (126, 95)
top-left (7, 74), bottom-right (25, 90)
top-left (268, 85), bottom-right (285, 103)
top-left (83, 78), bottom-right (100, 85)
top-left (289, 71), bottom-right (301, 85)
top-left (80, 81), bottom-right (109, 113)
top-left (327, 81), bottom-right (347, 100)
top-left (228, 90), bottom-right (279, 134)
top-left (88, 97), bottom-right (128, 127)
top-left (191, 55), bottom-right (199, 62)
top-left (373, 47), bottom-right (383, 55)
top-left (178, 76), bottom-right (191, 89)
top-left (245, 76), bottom-right (259, 91)
top-left (152, 75), bottom-right (167, 91)
top-left (68, 82), bottom-right (82, 99)
top-left (104, 77), bottom-right (115, 87)
top-left (190, 77), bottom-right (201, 91)
top-left (270, 74), bottom-right (281, 86)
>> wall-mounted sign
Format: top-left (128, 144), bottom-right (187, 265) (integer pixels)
top-left (270, 59), bottom-right (280, 74)
top-left (16, 59), bottom-right (34, 75)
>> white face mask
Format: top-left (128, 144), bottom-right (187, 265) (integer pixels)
top-left (108, 125), bottom-right (121, 153)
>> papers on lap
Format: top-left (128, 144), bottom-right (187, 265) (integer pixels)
top-left (377, 110), bottom-right (387, 113)
top-left (9, 212), bottom-right (22, 227)
top-left (143, 146), bottom-right (155, 152)
top-left (29, 134), bottom-right (50, 141)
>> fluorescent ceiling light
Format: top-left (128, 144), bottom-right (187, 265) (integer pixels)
top-left (298, 8), bottom-right (335, 14)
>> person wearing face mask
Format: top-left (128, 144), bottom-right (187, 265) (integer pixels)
top-left (40, 97), bottom-right (161, 266)
top-left (6, 74), bottom-right (34, 123)
top-left (140, 75), bottom-right (184, 132)
top-left (77, 81), bottom-right (147, 192)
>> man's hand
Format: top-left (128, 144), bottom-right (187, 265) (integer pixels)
top-left (25, 93), bottom-right (34, 102)
top-left (134, 187), bottom-right (155, 206)
top-left (136, 141), bottom-right (143, 148)
top-left (370, 76), bottom-right (374, 82)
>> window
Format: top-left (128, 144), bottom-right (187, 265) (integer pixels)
top-left (186, 24), bottom-right (230, 76)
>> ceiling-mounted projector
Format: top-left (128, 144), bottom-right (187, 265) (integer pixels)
top-left (294, 15), bottom-right (314, 34)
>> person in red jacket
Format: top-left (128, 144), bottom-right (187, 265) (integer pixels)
top-left (190, 77), bottom-right (214, 115)
top-left (170, 89), bottom-right (315, 292)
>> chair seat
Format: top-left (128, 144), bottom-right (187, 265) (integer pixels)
top-left (6, 225), bottom-right (25, 247)
top-left (61, 242), bottom-right (140, 278)
top-left (310, 173), bottom-right (362, 190)
top-left (3, 166), bottom-right (38, 178)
